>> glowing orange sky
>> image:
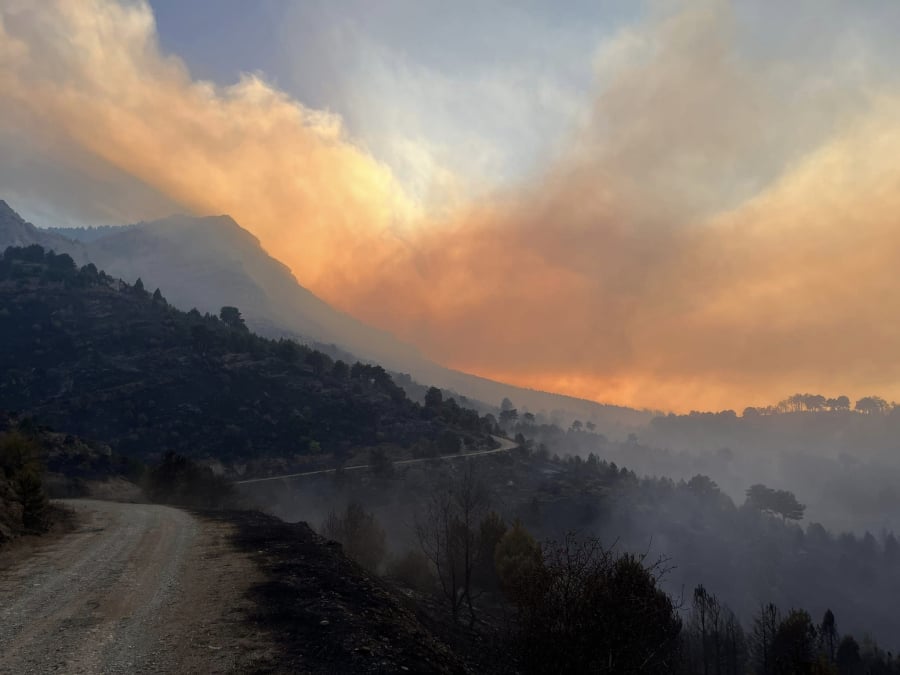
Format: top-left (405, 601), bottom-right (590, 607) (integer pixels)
top-left (3, 0), bottom-right (900, 411)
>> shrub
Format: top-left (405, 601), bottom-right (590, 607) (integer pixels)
top-left (322, 502), bottom-right (387, 572)
top-left (494, 519), bottom-right (541, 597)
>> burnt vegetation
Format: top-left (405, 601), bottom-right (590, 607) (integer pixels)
top-left (289, 458), bottom-right (900, 673)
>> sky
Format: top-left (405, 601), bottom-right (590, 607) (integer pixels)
top-left (2, 0), bottom-right (900, 412)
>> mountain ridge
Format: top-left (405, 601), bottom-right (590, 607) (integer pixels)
top-left (0, 199), bottom-right (652, 431)
top-left (0, 200), bottom-right (88, 264)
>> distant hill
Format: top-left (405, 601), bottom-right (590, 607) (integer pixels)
top-left (0, 201), bottom-right (88, 264)
top-left (0, 199), bottom-right (652, 433)
top-left (0, 245), bottom-right (496, 472)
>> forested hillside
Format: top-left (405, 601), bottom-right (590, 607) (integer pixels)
top-left (0, 245), bottom-right (496, 470)
top-left (0, 200), bottom-right (651, 433)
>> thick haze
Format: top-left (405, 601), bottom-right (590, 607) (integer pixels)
top-left (2, 0), bottom-right (900, 410)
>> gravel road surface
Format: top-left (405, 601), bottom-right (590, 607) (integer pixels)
top-left (0, 500), bottom-right (269, 674)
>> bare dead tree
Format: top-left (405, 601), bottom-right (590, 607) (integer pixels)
top-left (417, 485), bottom-right (464, 619)
top-left (509, 533), bottom-right (682, 674)
top-left (415, 460), bottom-right (489, 625)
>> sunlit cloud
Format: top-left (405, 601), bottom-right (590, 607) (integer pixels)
top-left (0, 0), bottom-right (417, 292)
top-left (3, 0), bottom-right (900, 411)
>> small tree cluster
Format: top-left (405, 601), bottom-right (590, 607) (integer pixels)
top-left (742, 393), bottom-right (897, 416)
top-left (745, 484), bottom-right (805, 522)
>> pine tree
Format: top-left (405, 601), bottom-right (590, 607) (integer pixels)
top-left (17, 468), bottom-right (48, 531)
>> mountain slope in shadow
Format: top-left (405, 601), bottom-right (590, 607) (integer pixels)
top-left (0, 200), bottom-right (651, 431)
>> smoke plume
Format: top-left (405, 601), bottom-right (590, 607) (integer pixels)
top-left (3, 0), bottom-right (900, 410)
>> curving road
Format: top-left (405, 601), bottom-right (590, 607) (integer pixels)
top-left (0, 500), bottom-right (264, 674)
top-left (235, 434), bottom-right (520, 485)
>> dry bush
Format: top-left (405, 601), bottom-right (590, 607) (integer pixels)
top-left (508, 533), bottom-right (682, 674)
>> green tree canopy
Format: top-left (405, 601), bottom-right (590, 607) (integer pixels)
top-left (745, 484), bottom-right (805, 522)
top-left (219, 305), bottom-right (247, 331)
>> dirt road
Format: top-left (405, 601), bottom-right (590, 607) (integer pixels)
top-left (0, 500), bottom-right (270, 674)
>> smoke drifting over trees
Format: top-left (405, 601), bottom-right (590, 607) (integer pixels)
top-left (7, 1), bottom-right (900, 410)
top-left (4, 2), bottom-right (900, 669)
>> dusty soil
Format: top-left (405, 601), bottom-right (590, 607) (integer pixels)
top-left (0, 499), bottom-right (271, 674)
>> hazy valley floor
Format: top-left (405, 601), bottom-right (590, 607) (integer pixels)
top-left (0, 500), bottom-right (272, 674)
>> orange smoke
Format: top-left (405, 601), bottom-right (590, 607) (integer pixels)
top-left (3, 0), bottom-right (900, 411)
